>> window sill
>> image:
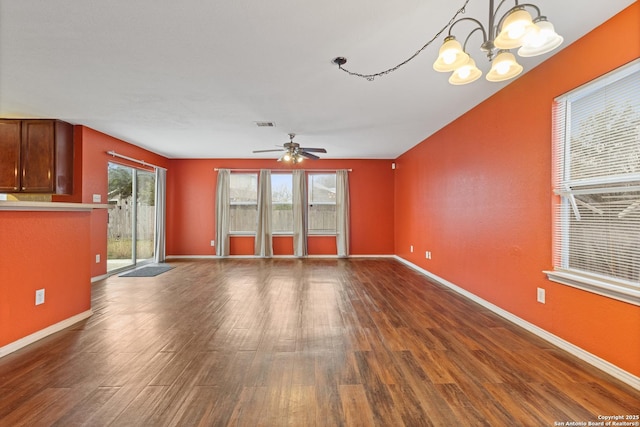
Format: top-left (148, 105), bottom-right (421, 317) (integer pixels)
top-left (228, 233), bottom-right (338, 237)
top-left (544, 270), bottom-right (640, 306)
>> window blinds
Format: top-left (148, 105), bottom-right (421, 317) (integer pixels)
top-left (552, 60), bottom-right (640, 289)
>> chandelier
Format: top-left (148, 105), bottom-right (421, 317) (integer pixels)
top-left (434, 0), bottom-right (563, 84)
top-left (332, 0), bottom-right (563, 85)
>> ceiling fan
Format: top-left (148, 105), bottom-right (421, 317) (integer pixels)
top-left (253, 133), bottom-right (327, 163)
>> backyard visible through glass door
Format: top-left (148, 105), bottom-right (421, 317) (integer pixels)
top-left (107, 163), bottom-right (156, 273)
top-left (135, 169), bottom-right (156, 265)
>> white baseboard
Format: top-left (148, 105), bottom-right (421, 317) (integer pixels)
top-left (167, 255), bottom-right (218, 259)
top-left (0, 310), bottom-right (93, 359)
top-left (344, 254), bottom-right (395, 258)
top-left (394, 256), bottom-right (640, 391)
top-left (91, 273), bottom-right (109, 283)
top-left (166, 254), bottom-right (395, 260)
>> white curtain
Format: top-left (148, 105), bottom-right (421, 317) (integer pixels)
top-left (255, 169), bottom-right (273, 257)
top-left (215, 169), bottom-right (231, 257)
top-left (292, 169), bottom-right (308, 257)
top-left (336, 169), bottom-right (350, 258)
top-left (153, 167), bottom-right (167, 263)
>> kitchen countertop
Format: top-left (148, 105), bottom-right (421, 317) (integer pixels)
top-left (0, 201), bottom-right (111, 211)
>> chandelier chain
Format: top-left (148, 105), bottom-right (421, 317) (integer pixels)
top-left (337, 0), bottom-right (471, 81)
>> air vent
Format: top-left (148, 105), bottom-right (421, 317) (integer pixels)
top-left (255, 121), bottom-right (275, 127)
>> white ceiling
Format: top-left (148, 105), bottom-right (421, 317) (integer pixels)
top-left (0, 0), bottom-right (634, 159)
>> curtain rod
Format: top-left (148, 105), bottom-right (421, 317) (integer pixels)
top-left (214, 168), bottom-right (352, 172)
top-left (106, 151), bottom-right (166, 170)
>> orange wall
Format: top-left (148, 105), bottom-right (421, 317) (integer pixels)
top-left (394, 4), bottom-right (640, 376)
top-left (0, 211), bottom-right (91, 347)
top-left (78, 126), bottom-right (170, 278)
top-left (4, 6), bottom-right (637, 381)
top-left (0, 127), bottom-right (171, 349)
top-left (166, 158), bottom-right (395, 256)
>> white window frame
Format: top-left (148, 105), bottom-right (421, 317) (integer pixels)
top-left (229, 172), bottom-right (258, 235)
top-left (271, 172), bottom-right (293, 235)
top-left (308, 172), bottom-right (337, 235)
top-left (544, 59), bottom-right (640, 306)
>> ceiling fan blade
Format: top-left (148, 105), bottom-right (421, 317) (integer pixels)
top-left (299, 147), bottom-right (327, 153)
top-left (253, 149), bottom-right (285, 153)
top-left (300, 151), bottom-right (320, 160)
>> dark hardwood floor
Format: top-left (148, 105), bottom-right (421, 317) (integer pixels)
top-left (0, 258), bottom-right (638, 426)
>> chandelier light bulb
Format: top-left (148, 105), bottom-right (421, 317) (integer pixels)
top-left (433, 36), bottom-right (469, 72)
top-left (522, 23), bottom-right (545, 48)
top-left (539, 27), bottom-right (556, 42)
top-left (538, 21), bottom-right (557, 39)
top-left (518, 18), bottom-right (563, 57)
top-left (449, 57), bottom-right (482, 85)
top-left (458, 67), bottom-right (471, 79)
top-left (496, 61), bottom-right (511, 75)
top-left (507, 22), bottom-right (527, 40)
top-left (486, 50), bottom-right (523, 82)
top-left (283, 153), bottom-right (291, 161)
top-left (504, 9), bottom-right (533, 36)
top-left (442, 50), bottom-right (457, 65)
top-left (495, 8), bottom-right (535, 49)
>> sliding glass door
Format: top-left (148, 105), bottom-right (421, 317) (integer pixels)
top-left (107, 163), bottom-right (156, 273)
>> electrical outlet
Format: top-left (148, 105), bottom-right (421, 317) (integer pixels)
top-left (211, 240), bottom-right (215, 247)
top-left (537, 287), bottom-right (546, 304)
top-left (35, 289), bottom-right (45, 305)
top-left (410, 245), bottom-right (413, 253)
top-left (425, 251), bottom-right (431, 259)
top-left (92, 194), bottom-right (101, 203)
top-left (96, 254), bottom-right (100, 263)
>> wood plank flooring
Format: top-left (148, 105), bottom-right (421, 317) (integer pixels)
top-left (0, 258), bottom-right (638, 426)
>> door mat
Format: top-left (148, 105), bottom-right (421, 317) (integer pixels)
top-left (119, 265), bottom-right (174, 277)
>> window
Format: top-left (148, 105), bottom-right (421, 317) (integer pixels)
top-left (308, 173), bottom-right (336, 234)
top-left (272, 173), bottom-right (293, 233)
top-left (229, 173), bottom-right (257, 233)
top-left (546, 60), bottom-right (640, 306)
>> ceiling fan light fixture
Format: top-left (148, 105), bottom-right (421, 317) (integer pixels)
top-left (253, 133), bottom-right (326, 162)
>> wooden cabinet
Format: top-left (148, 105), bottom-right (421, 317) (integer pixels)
top-left (0, 119), bottom-right (74, 194)
top-left (0, 120), bottom-right (21, 192)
